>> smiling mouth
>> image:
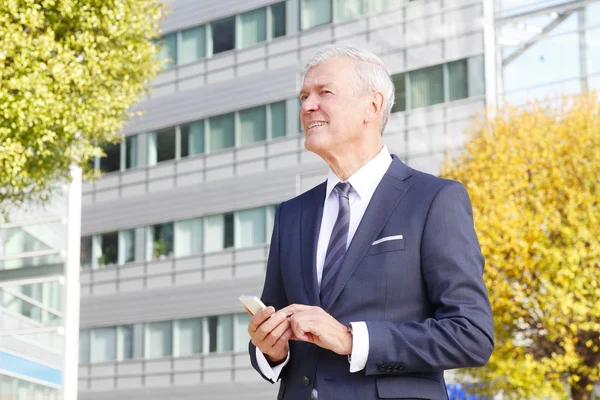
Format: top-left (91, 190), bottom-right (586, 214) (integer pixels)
top-left (307, 122), bottom-right (328, 129)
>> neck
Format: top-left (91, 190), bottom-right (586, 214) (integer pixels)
top-left (324, 142), bottom-right (382, 181)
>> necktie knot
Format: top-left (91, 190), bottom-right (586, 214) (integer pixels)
top-left (335, 182), bottom-right (352, 199)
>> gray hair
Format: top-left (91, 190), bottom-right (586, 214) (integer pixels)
top-left (304, 45), bottom-right (395, 135)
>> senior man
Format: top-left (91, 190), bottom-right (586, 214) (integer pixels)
top-left (246, 45), bottom-right (494, 400)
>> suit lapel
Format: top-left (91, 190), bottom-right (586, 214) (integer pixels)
top-left (301, 182), bottom-right (326, 307)
top-left (324, 156), bottom-right (413, 311)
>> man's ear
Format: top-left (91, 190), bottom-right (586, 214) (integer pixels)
top-left (364, 91), bottom-right (384, 124)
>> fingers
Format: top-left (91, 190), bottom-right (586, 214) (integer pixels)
top-left (266, 326), bottom-right (294, 358)
top-left (253, 311), bottom-right (289, 344)
top-left (261, 317), bottom-right (291, 349)
top-left (288, 309), bottom-right (339, 343)
top-left (279, 303), bottom-right (313, 315)
top-left (248, 306), bottom-right (275, 335)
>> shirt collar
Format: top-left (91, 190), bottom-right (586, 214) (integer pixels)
top-left (325, 145), bottom-right (393, 200)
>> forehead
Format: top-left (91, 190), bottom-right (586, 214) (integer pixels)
top-left (301, 58), bottom-right (355, 90)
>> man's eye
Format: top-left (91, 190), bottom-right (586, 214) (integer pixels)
top-left (321, 90), bottom-right (331, 95)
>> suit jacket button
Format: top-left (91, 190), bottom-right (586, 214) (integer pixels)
top-left (399, 365), bottom-right (404, 371)
top-left (377, 365), bottom-right (385, 372)
top-left (302, 376), bottom-right (310, 386)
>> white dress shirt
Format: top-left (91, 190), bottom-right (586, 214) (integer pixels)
top-left (256, 146), bottom-right (393, 382)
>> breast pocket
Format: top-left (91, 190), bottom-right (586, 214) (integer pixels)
top-left (367, 237), bottom-right (405, 255)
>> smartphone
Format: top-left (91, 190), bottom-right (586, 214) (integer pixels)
top-left (239, 295), bottom-right (267, 316)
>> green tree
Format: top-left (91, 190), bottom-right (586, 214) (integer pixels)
top-left (442, 93), bottom-right (600, 400)
top-left (0, 0), bottom-right (165, 220)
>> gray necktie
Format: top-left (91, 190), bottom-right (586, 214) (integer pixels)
top-left (320, 182), bottom-right (352, 308)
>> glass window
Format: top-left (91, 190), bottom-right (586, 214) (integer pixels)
top-left (224, 213), bottom-right (234, 249)
top-left (502, 31), bottom-right (580, 95)
top-left (270, 101), bottom-right (286, 138)
top-left (234, 313), bottom-right (252, 351)
top-left (236, 207), bottom-right (266, 248)
top-left (212, 17), bottom-right (235, 55)
top-left (204, 213), bottom-right (233, 252)
top-left (155, 127), bottom-right (176, 163)
top-left (146, 321), bottom-right (172, 358)
top-left (391, 73), bottom-right (406, 113)
top-left (589, 2), bottom-right (600, 25)
top-left (132, 323), bottom-right (144, 359)
top-left (0, 227), bottom-right (48, 256)
top-left (80, 236), bottom-right (92, 269)
top-left (335, 0), bottom-right (362, 22)
top-left (467, 55), bottom-right (485, 98)
top-left (157, 33), bottom-right (177, 68)
top-left (591, 27), bottom-right (600, 75)
top-left (239, 106), bottom-right (266, 145)
top-left (177, 318), bottom-right (202, 356)
top-left (174, 218), bottom-right (203, 258)
top-left (208, 315), bottom-right (233, 352)
top-left (302, 0), bottom-right (332, 30)
top-left (98, 232), bottom-right (118, 267)
top-left (447, 59), bottom-right (468, 101)
top-left (365, 0), bottom-right (390, 13)
top-left (266, 205), bottom-right (277, 243)
top-left (209, 113), bottom-right (235, 152)
top-left (16, 281), bottom-right (62, 314)
top-left (0, 227), bottom-right (57, 271)
top-left (179, 25), bottom-right (205, 65)
top-left (100, 142), bottom-right (120, 173)
top-left (409, 65), bottom-right (444, 109)
top-left (91, 327), bottom-right (116, 362)
top-left (125, 136), bottom-right (137, 169)
top-left (296, 98), bottom-right (303, 134)
top-left (147, 223), bottom-right (174, 261)
top-left (271, 2), bottom-right (286, 39)
top-left (118, 325), bottom-right (133, 360)
top-left (204, 214), bottom-right (224, 253)
top-left (239, 8), bottom-right (267, 49)
top-left (79, 329), bottom-right (90, 364)
top-left (147, 132), bottom-right (157, 166)
top-left (118, 230), bottom-right (135, 265)
top-left (181, 121), bottom-right (205, 158)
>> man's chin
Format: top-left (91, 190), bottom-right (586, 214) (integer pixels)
top-left (304, 137), bottom-right (326, 155)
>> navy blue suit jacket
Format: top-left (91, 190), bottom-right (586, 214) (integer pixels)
top-left (249, 156), bottom-right (494, 400)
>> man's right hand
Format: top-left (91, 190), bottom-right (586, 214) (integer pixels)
top-left (248, 306), bottom-right (293, 364)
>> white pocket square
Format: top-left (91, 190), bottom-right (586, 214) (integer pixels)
top-left (372, 235), bottom-right (404, 245)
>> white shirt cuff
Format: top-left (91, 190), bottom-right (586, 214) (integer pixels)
top-left (349, 321), bottom-right (369, 373)
top-left (255, 347), bottom-right (290, 381)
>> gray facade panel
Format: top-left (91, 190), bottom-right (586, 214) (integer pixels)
top-left (79, 381), bottom-right (278, 400)
top-left (122, 66), bottom-right (298, 135)
top-left (81, 167), bottom-right (298, 235)
top-left (80, 276), bottom-right (265, 327)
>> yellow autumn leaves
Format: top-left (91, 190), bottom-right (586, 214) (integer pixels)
top-left (443, 93), bottom-right (600, 399)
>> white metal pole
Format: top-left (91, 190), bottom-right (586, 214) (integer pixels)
top-left (483, 0), bottom-right (499, 109)
top-left (63, 165), bottom-right (82, 400)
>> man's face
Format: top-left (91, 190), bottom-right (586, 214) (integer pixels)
top-left (299, 58), bottom-right (367, 156)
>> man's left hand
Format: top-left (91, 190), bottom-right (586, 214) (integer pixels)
top-left (279, 304), bottom-right (352, 356)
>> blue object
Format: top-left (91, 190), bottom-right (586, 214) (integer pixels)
top-left (447, 383), bottom-right (489, 400)
top-left (0, 351), bottom-right (61, 386)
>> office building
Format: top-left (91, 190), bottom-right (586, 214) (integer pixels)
top-left (76, 1), bottom-right (600, 399)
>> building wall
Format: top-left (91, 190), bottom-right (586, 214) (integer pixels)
top-left (0, 193), bottom-right (69, 397)
top-left (78, 0), bottom-right (487, 398)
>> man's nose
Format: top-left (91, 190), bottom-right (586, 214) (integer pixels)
top-left (301, 94), bottom-right (319, 113)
